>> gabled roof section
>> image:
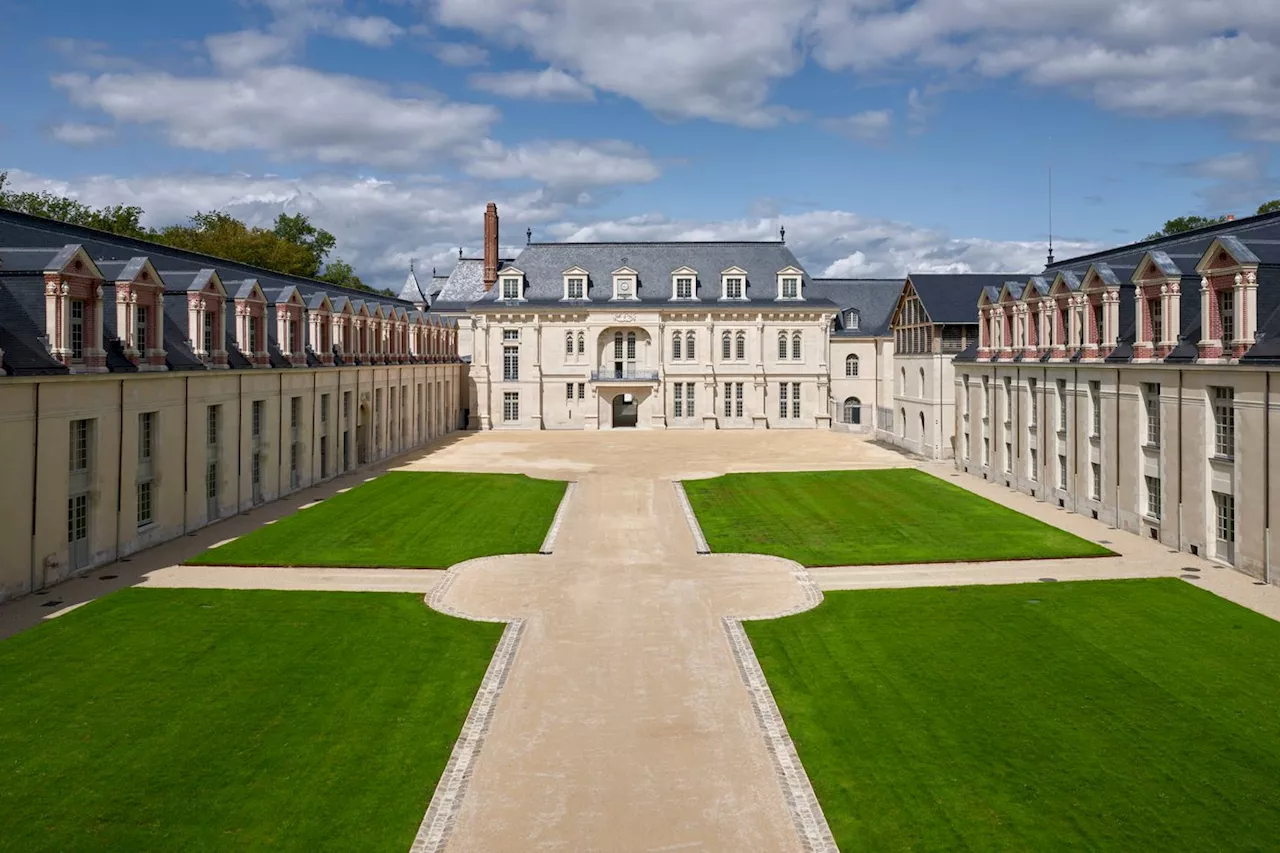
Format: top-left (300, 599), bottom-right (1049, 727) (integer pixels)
top-left (306, 292), bottom-right (333, 312)
top-left (0, 244), bottom-right (102, 278)
top-left (1024, 276), bottom-right (1051, 298)
top-left (808, 278), bottom-right (902, 336)
top-left (1049, 270), bottom-right (1083, 295)
top-left (1132, 250), bottom-right (1186, 280)
top-left (977, 286), bottom-right (1001, 306)
top-left (904, 273), bottom-right (1018, 324)
top-left (228, 279), bottom-right (267, 302)
top-left (1083, 262), bottom-right (1122, 288)
top-left (161, 268), bottom-right (226, 296)
top-left (265, 284), bottom-right (303, 305)
top-left (997, 281), bottom-right (1025, 303)
top-left (96, 256), bottom-right (160, 285)
top-left (1196, 235), bottom-right (1263, 272)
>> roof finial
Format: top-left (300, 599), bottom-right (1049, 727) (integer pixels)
top-left (526, 227), bottom-right (532, 245)
top-left (409, 259), bottom-right (414, 274)
top-left (458, 246), bottom-right (463, 260)
top-left (1046, 162), bottom-right (1055, 267)
top-left (779, 224), bottom-right (786, 243)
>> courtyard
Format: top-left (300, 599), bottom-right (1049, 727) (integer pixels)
top-left (3, 430), bottom-right (1280, 852)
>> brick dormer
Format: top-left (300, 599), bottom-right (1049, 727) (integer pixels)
top-left (229, 280), bottom-right (270, 367)
top-left (1048, 271), bottom-right (1083, 360)
top-left (1130, 251), bottom-right (1183, 360)
top-left (1196, 236), bottom-right (1260, 361)
top-left (306, 293), bottom-right (335, 365)
top-left (1024, 276), bottom-right (1051, 359)
top-left (176, 269), bottom-right (228, 369)
top-left (108, 257), bottom-right (167, 371)
top-left (329, 297), bottom-right (353, 362)
top-left (40, 245), bottom-right (108, 373)
top-left (351, 300), bottom-right (371, 363)
top-left (268, 285), bottom-right (307, 367)
top-left (976, 287), bottom-right (998, 360)
top-left (1081, 263), bottom-right (1122, 360)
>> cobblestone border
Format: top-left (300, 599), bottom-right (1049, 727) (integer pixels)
top-left (723, 616), bottom-right (838, 853)
top-left (412, 571), bottom-right (524, 853)
top-left (672, 481), bottom-right (710, 554)
top-left (539, 481), bottom-right (578, 554)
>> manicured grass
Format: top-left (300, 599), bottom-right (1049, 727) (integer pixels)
top-left (682, 468), bottom-right (1111, 565)
top-left (190, 471), bottom-right (567, 567)
top-left (0, 588), bottom-right (503, 853)
top-left (746, 579), bottom-right (1280, 851)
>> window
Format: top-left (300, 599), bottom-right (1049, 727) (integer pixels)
top-left (203, 311), bottom-right (214, 355)
top-left (615, 332), bottom-right (624, 360)
top-left (778, 332), bottom-right (788, 360)
top-left (577, 383), bottom-right (585, 400)
top-left (898, 367), bottom-right (905, 395)
top-left (248, 314), bottom-right (260, 354)
top-left (791, 332), bottom-right (801, 361)
top-left (1144, 383), bottom-right (1161, 445)
top-left (320, 394), bottom-right (329, 424)
top-left (982, 436), bottom-right (990, 466)
top-left (1091, 462), bottom-right (1101, 500)
top-left (779, 383), bottom-right (789, 418)
top-left (721, 331), bottom-right (731, 360)
top-left (69, 299), bottom-right (85, 360)
top-left (791, 382), bottom-right (801, 419)
top-left (845, 354), bottom-right (859, 377)
top-left (1003, 376), bottom-right (1012, 426)
top-left (566, 382), bottom-right (574, 402)
top-left (70, 419), bottom-right (90, 472)
top-left (673, 332), bottom-right (683, 360)
top-left (735, 332), bottom-right (745, 360)
top-left (1215, 491), bottom-right (1236, 554)
top-left (843, 397), bottom-right (861, 425)
top-left (137, 480), bottom-right (153, 528)
top-left (1148, 297), bottom-right (1163, 343)
top-left (566, 332), bottom-right (574, 356)
top-left (1146, 475), bottom-right (1162, 520)
top-left (735, 382), bottom-right (744, 417)
top-left (626, 332), bottom-right (636, 360)
top-left (686, 383), bottom-right (695, 417)
top-left (503, 345), bottom-right (519, 381)
top-left (207, 405), bottom-right (220, 447)
top-left (1058, 454), bottom-right (1068, 490)
top-left (503, 329), bottom-right (519, 341)
top-left (502, 278), bottom-right (520, 300)
top-left (674, 384), bottom-right (684, 419)
top-left (781, 276), bottom-right (799, 299)
top-left (252, 400), bottom-right (263, 438)
top-left (724, 382), bottom-right (733, 417)
top-left (138, 412), bottom-right (155, 462)
top-left (136, 304), bottom-right (149, 352)
top-left (1028, 378), bottom-right (1038, 429)
top-left (1057, 378), bottom-right (1068, 432)
top-left (1218, 289), bottom-right (1234, 344)
top-left (1005, 442), bottom-right (1013, 474)
top-left (1089, 380), bottom-right (1101, 438)
top-left (1029, 448), bottom-right (1038, 482)
top-left (503, 392), bottom-right (519, 422)
top-left (919, 367), bottom-right (926, 398)
top-left (567, 277), bottom-right (584, 299)
top-left (686, 332), bottom-right (695, 360)
top-left (725, 277), bottom-right (744, 299)
top-left (846, 310), bottom-right (859, 330)
top-left (577, 332), bottom-right (585, 354)
top-left (676, 277), bottom-right (693, 299)
top-left (1212, 387), bottom-right (1235, 458)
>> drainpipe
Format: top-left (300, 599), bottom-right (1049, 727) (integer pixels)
top-left (1015, 366), bottom-right (1021, 488)
top-left (116, 378), bottom-right (124, 561)
top-left (1177, 369), bottom-right (1184, 552)
top-left (311, 370), bottom-right (317, 483)
top-left (1115, 367), bottom-right (1121, 530)
top-left (1266, 371), bottom-right (1272, 583)
top-left (29, 382), bottom-right (40, 594)
top-left (237, 374), bottom-right (243, 511)
top-left (1073, 367), bottom-right (1079, 510)
top-left (182, 376), bottom-right (189, 534)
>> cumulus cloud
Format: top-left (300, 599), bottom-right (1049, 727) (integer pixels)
top-left (326, 15), bottom-right (405, 47)
top-left (48, 122), bottom-right (115, 146)
top-left (53, 66), bottom-right (498, 168)
top-left (464, 140), bottom-right (661, 186)
top-left (469, 68), bottom-right (595, 102)
top-left (821, 110), bottom-right (892, 144)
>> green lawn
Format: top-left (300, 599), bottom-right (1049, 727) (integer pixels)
top-left (190, 471), bottom-right (567, 568)
top-left (0, 588), bottom-right (503, 853)
top-left (682, 468), bottom-right (1111, 565)
top-left (746, 579), bottom-right (1280, 851)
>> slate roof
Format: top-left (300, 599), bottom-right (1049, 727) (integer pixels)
top-left (907, 273), bottom-right (1024, 324)
top-left (431, 257), bottom-right (508, 311)
top-left (397, 267), bottom-right (426, 303)
top-left (809, 278), bottom-right (903, 336)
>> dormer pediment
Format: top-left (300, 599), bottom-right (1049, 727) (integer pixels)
top-left (1048, 271), bottom-right (1082, 297)
top-left (562, 265), bottom-right (588, 276)
top-left (1132, 251), bottom-right (1183, 283)
top-left (231, 279), bottom-right (267, 303)
top-left (997, 281), bottom-right (1025, 304)
top-left (47, 244), bottom-right (103, 279)
top-left (978, 286), bottom-right (1001, 308)
top-left (671, 265), bottom-right (697, 276)
top-left (721, 265), bottom-right (748, 276)
top-left (611, 266), bottom-right (638, 277)
top-left (1082, 263), bottom-right (1121, 292)
top-left (611, 266), bottom-right (638, 300)
top-left (1195, 236), bottom-right (1261, 274)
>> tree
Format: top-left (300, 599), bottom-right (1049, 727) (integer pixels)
top-left (1258, 199), bottom-right (1280, 215)
top-left (153, 211), bottom-right (320, 277)
top-left (0, 171), bottom-right (147, 239)
top-left (272, 212), bottom-right (336, 277)
top-left (1144, 214), bottom-right (1229, 241)
top-left (317, 257), bottom-right (366, 289)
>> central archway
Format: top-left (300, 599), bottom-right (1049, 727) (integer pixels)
top-left (611, 393), bottom-right (638, 428)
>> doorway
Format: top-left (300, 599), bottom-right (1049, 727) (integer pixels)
top-left (612, 393), bottom-right (638, 428)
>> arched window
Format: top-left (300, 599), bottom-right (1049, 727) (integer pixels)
top-left (846, 354), bottom-right (859, 377)
top-left (778, 331), bottom-right (788, 360)
top-left (626, 331), bottom-right (636, 360)
top-left (577, 332), bottom-right (585, 354)
top-left (919, 411), bottom-right (926, 442)
top-left (614, 331), bottom-right (623, 359)
top-left (722, 331), bottom-right (731, 360)
top-left (899, 367), bottom-right (906, 395)
top-left (565, 331), bottom-right (574, 356)
top-left (791, 332), bottom-right (801, 360)
top-left (686, 331), bottom-right (695, 360)
top-left (919, 367), bottom-right (926, 396)
top-left (735, 331), bottom-right (746, 360)
top-left (843, 396), bottom-right (861, 424)
top-left (672, 331), bottom-right (682, 360)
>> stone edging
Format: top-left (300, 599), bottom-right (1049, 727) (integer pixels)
top-left (412, 569), bottom-right (524, 853)
top-left (539, 481), bottom-right (578, 554)
top-left (723, 616), bottom-right (838, 853)
top-left (671, 481), bottom-right (710, 554)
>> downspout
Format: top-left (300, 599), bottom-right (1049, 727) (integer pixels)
top-left (182, 376), bottom-right (188, 534)
top-left (311, 370), bottom-right (317, 483)
top-left (1114, 367), bottom-right (1121, 530)
top-left (1015, 366), bottom-right (1021, 487)
top-left (116, 378), bottom-right (124, 561)
top-left (30, 382), bottom-right (40, 593)
top-left (1073, 367), bottom-right (1079, 508)
top-left (278, 371), bottom-right (284, 491)
top-left (1266, 371), bottom-right (1272, 584)
top-left (1177, 369), bottom-right (1184, 552)
top-left (237, 374), bottom-right (243, 511)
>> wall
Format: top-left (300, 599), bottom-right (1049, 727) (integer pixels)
top-left (0, 361), bottom-right (465, 603)
top-left (881, 350), bottom-right (958, 458)
top-left (828, 337), bottom-right (891, 432)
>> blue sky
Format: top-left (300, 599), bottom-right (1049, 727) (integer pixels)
top-left (3, 0), bottom-right (1278, 290)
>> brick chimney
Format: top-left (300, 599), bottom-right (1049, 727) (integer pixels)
top-left (1226, 214), bottom-right (1236, 221)
top-left (483, 202), bottom-right (499, 291)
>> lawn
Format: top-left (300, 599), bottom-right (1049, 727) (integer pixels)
top-left (190, 471), bottom-right (567, 567)
top-left (0, 588), bottom-right (504, 853)
top-left (682, 468), bottom-right (1111, 565)
top-left (745, 579), bottom-right (1280, 851)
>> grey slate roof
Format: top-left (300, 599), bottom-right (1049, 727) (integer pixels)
top-left (907, 273), bottom-right (1023, 324)
top-left (397, 268), bottom-right (426, 303)
top-left (0, 276), bottom-right (67, 375)
top-left (430, 258), bottom-right (505, 311)
top-left (808, 278), bottom-right (903, 336)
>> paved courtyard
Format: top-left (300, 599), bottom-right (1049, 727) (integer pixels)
top-left (4, 430), bottom-right (1280, 851)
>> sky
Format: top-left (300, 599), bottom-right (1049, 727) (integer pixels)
top-left (3, 0), bottom-right (1279, 291)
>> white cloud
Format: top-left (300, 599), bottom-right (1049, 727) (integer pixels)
top-left (821, 109), bottom-right (892, 143)
top-left (53, 66), bottom-right (498, 168)
top-left (469, 68), bottom-right (594, 102)
top-left (206, 30), bottom-right (293, 69)
top-left (464, 140), bottom-right (661, 186)
top-left (432, 42), bottom-right (489, 66)
top-left (326, 15), bottom-right (405, 47)
top-left (435, 0), bottom-right (810, 126)
top-left (48, 122), bottom-right (115, 146)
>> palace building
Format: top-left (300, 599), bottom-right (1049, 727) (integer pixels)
top-left (0, 209), bottom-right (465, 603)
top-left (955, 209), bottom-right (1280, 582)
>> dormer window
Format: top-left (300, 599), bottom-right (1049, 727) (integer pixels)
top-left (846, 310), bottom-right (859, 330)
top-left (611, 266), bottom-right (638, 301)
top-left (502, 278), bottom-right (520, 300)
top-left (567, 277), bottom-right (584, 299)
top-left (726, 278), bottom-right (743, 299)
top-left (676, 277), bottom-right (693, 298)
top-left (776, 266), bottom-right (804, 300)
top-left (720, 267), bottom-right (748, 301)
top-left (69, 300), bottom-right (85, 360)
top-left (670, 267), bottom-right (698, 301)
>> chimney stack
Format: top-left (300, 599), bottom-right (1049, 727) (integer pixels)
top-left (1227, 214), bottom-right (1236, 221)
top-left (483, 202), bottom-right (499, 291)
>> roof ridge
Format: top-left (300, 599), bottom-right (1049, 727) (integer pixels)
top-left (1050, 207), bottom-right (1280, 269)
top-left (524, 240), bottom-right (787, 247)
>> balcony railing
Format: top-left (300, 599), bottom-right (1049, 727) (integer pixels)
top-left (591, 368), bottom-right (659, 381)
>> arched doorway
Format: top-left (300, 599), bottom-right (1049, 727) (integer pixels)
top-left (612, 393), bottom-right (638, 428)
top-left (843, 396), bottom-right (861, 425)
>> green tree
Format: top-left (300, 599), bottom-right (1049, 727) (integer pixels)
top-left (1144, 214), bottom-right (1230, 241)
top-left (318, 257), bottom-right (366, 289)
top-left (272, 212), bottom-right (336, 277)
top-left (153, 211), bottom-right (319, 277)
top-left (0, 171), bottom-right (147, 238)
top-left (1257, 199), bottom-right (1280, 215)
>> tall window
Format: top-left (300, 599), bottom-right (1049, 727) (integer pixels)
top-left (502, 278), bottom-right (520, 300)
top-left (685, 332), bottom-right (695, 360)
top-left (778, 332), bottom-right (788, 360)
top-left (686, 383), bottom-right (695, 417)
top-left (1091, 462), bottom-right (1101, 500)
top-left (779, 383), bottom-right (789, 418)
top-left (136, 305), bottom-right (150, 352)
top-left (503, 345), bottom-right (519, 381)
top-left (1212, 386), bottom-right (1235, 458)
top-left (791, 382), bottom-right (801, 419)
top-left (843, 397), bottom-right (861, 425)
top-left (203, 311), bottom-right (214, 355)
top-left (1057, 378), bottom-right (1068, 432)
top-left (674, 383), bottom-right (696, 418)
top-left (724, 382), bottom-right (733, 417)
top-left (725, 277), bottom-right (743, 299)
top-left (1003, 376), bottom-right (1012, 425)
top-left (1005, 442), bottom-right (1013, 474)
top-left (781, 276), bottom-right (798, 298)
top-left (626, 332), bottom-right (636, 360)
top-left (676, 277), bottom-right (693, 299)
top-left (565, 332), bottom-right (574, 357)
top-left (1218, 289), bottom-right (1234, 344)
top-left (721, 331), bottom-right (731, 360)
top-left (248, 313), bottom-right (260, 354)
top-left (70, 418), bottom-right (90, 473)
top-left (735, 332), bottom-right (745, 360)
top-left (1148, 297), bottom-right (1163, 343)
top-left (137, 411), bottom-right (156, 528)
top-left (1143, 383), bottom-right (1161, 445)
top-left (252, 400), bottom-right (263, 438)
top-left (1029, 447), bottom-right (1038, 482)
top-left (1089, 380), bottom-right (1101, 438)
top-left (567, 277), bottom-right (584, 299)
top-left (615, 332), bottom-right (624, 360)
top-left (672, 332), bottom-right (683, 360)
top-left (1146, 475), bottom-right (1162, 520)
top-left (674, 384), bottom-right (684, 419)
top-left (503, 392), bottom-right (519, 422)
top-left (1215, 491), bottom-right (1236, 559)
top-left (1028, 378), bottom-right (1038, 428)
top-left (206, 405), bottom-right (220, 516)
top-left (138, 411), bottom-right (155, 463)
top-left (735, 382), bottom-right (744, 417)
top-left (69, 299), bottom-right (85, 360)
top-left (289, 396), bottom-right (301, 490)
top-left (846, 354), bottom-right (859, 376)
top-left (566, 382), bottom-right (575, 402)
top-left (1058, 454), bottom-right (1068, 490)
top-left (577, 332), bottom-right (585, 354)
top-left (791, 332), bottom-right (801, 360)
